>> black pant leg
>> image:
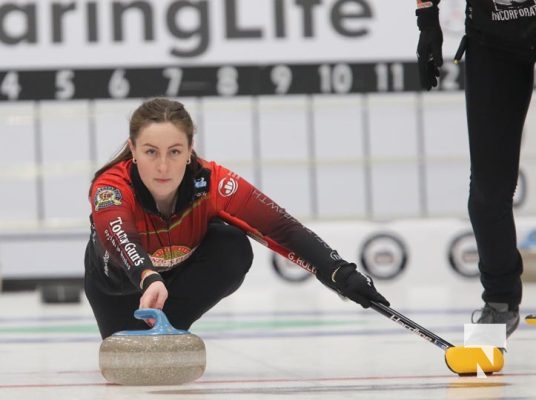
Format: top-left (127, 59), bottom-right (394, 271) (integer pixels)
top-left (84, 267), bottom-right (147, 339)
top-left (162, 221), bottom-right (253, 330)
top-left (465, 38), bottom-right (534, 308)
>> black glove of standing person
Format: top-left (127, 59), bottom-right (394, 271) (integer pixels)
top-left (416, 0), bottom-right (443, 90)
top-left (317, 262), bottom-right (390, 308)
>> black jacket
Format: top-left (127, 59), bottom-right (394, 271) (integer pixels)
top-left (466, 0), bottom-right (536, 49)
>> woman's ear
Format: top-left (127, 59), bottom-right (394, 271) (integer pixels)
top-left (128, 138), bottom-right (135, 155)
top-left (188, 141), bottom-right (194, 160)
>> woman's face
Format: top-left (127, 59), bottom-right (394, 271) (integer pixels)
top-left (129, 122), bottom-right (192, 203)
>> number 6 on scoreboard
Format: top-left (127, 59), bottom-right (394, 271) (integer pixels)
top-left (108, 69), bottom-right (130, 99)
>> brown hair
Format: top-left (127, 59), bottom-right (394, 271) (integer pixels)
top-left (91, 98), bottom-right (199, 185)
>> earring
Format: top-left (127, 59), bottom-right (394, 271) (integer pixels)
top-left (187, 158), bottom-right (191, 165)
top-left (132, 158), bottom-right (137, 164)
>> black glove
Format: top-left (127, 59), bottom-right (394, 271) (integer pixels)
top-left (416, 1), bottom-right (443, 90)
top-left (317, 263), bottom-right (390, 309)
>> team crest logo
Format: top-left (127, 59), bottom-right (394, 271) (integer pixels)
top-left (94, 186), bottom-right (122, 211)
top-left (218, 176), bottom-right (238, 197)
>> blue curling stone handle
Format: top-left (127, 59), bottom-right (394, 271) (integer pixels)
top-left (112, 308), bottom-right (190, 336)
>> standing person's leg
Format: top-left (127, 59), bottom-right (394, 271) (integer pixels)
top-left (465, 37), bottom-right (533, 335)
top-left (162, 220), bottom-right (254, 330)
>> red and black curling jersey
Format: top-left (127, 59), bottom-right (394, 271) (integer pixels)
top-left (86, 158), bottom-right (344, 293)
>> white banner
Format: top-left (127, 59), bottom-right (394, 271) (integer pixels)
top-left (0, 0), bottom-right (466, 68)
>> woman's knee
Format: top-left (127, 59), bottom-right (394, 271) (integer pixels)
top-left (207, 223), bottom-right (254, 271)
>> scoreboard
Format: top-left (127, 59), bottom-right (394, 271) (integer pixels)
top-left (0, 61), bottom-right (465, 101)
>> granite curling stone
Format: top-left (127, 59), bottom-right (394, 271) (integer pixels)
top-left (99, 308), bottom-right (206, 385)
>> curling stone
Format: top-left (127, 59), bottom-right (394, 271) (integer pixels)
top-left (99, 308), bottom-right (206, 386)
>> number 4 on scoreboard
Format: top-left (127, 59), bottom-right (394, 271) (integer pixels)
top-left (1, 71), bottom-right (21, 100)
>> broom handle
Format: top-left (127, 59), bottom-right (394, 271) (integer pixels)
top-left (217, 219), bottom-right (455, 351)
top-left (370, 301), bottom-right (454, 351)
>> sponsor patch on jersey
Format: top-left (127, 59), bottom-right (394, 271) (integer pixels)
top-left (193, 175), bottom-right (209, 198)
top-left (218, 176), bottom-right (238, 197)
top-left (490, 0), bottom-right (536, 21)
top-left (194, 177), bottom-right (207, 189)
top-left (493, 0), bottom-right (534, 10)
top-left (150, 245), bottom-right (195, 269)
top-left (94, 186), bottom-right (122, 211)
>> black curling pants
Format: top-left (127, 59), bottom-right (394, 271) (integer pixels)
top-left (85, 221), bottom-right (254, 339)
top-left (464, 36), bottom-right (534, 309)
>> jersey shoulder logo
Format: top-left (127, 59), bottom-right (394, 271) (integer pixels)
top-left (94, 186), bottom-right (123, 211)
top-left (218, 176), bottom-right (239, 197)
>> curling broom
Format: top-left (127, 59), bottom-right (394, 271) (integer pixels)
top-left (370, 301), bottom-right (504, 375)
top-left (221, 215), bottom-right (504, 376)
